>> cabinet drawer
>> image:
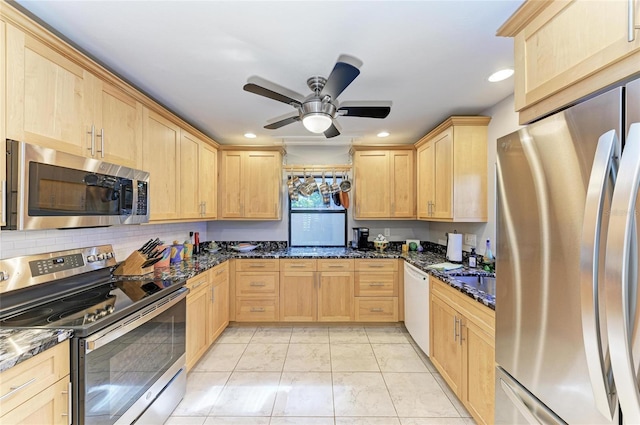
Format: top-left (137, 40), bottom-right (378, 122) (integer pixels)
top-left (355, 259), bottom-right (398, 271)
top-left (280, 259), bottom-right (317, 272)
top-left (211, 262), bottom-right (229, 285)
top-left (236, 272), bottom-right (279, 297)
top-left (235, 298), bottom-right (279, 322)
top-left (0, 342), bottom-right (70, 415)
top-left (235, 259), bottom-right (279, 272)
top-left (355, 297), bottom-right (398, 322)
top-left (186, 271), bottom-right (210, 293)
top-left (317, 259), bottom-right (354, 271)
top-left (355, 272), bottom-right (397, 297)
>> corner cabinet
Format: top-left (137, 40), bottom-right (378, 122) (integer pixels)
top-left (352, 147), bottom-right (415, 219)
top-left (219, 149), bottom-right (282, 220)
top-left (0, 342), bottom-right (71, 425)
top-left (430, 276), bottom-right (495, 425)
top-left (415, 116), bottom-right (490, 222)
top-left (498, 0), bottom-right (640, 124)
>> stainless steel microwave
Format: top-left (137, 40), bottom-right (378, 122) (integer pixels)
top-left (3, 140), bottom-right (150, 230)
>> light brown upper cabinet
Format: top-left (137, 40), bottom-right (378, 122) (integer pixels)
top-left (498, 0), bottom-right (640, 124)
top-left (352, 147), bottom-right (415, 219)
top-left (5, 23), bottom-right (142, 168)
top-left (143, 108), bottom-right (180, 221)
top-left (415, 116), bottom-right (490, 222)
top-left (219, 149), bottom-right (282, 220)
top-left (180, 130), bottom-right (217, 220)
top-left (1, 20), bottom-right (6, 228)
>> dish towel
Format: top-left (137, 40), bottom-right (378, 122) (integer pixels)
top-left (426, 262), bottom-right (463, 271)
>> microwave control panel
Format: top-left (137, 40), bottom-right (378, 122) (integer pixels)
top-left (136, 181), bottom-right (148, 215)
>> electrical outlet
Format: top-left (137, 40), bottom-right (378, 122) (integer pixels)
top-left (384, 228), bottom-right (390, 237)
top-left (464, 233), bottom-right (477, 247)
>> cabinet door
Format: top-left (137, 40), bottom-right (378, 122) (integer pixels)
top-left (6, 24), bottom-right (88, 155)
top-left (92, 78), bottom-right (142, 168)
top-left (318, 271), bottom-right (354, 322)
top-left (416, 143), bottom-right (434, 219)
top-left (244, 151), bottom-right (281, 219)
top-left (432, 129), bottom-right (453, 219)
top-left (354, 151), bottom-right (390, 218)
top-left (219, 151), bottom-right (243, 218)
top-left (143, 109), bottom-right (180, 221)
top-left (430, 293), bottom-right (462, 395)
top-left (200, 143), bottom-right (218, 219)
top-left (209, 271), bottom-right (229, 344)
top-left (186, 282), bottom-right (209, 371)
top-left (389, 150), bottom-right (415, 218)
top-left (179, 130), bottom-right (201, 219)
top-left (463, 318), bottom-right (495, 425)
top-left (0, 378), bottom-right (70, 425)
top-left (1, 21), bottom-right (5, 228)
top-left (280, 271), bottom-right (317, 322)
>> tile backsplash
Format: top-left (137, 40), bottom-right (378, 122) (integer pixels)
top-left (0, 222), bottom-right (207, 260)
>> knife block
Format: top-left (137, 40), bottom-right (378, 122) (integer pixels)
top-left (113, 251), bottom-right (154, 276)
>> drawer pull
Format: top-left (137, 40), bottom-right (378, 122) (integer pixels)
top-left (0, 378), bottom-right (36, 401)
top-left (327, 265), bottom-right (344, 268)
top-left (290, 265), bottom-right (308, 268)
top-left (368, 264), bottom-right (385, 268)
top-left (250, 282), bottom-right (266, 286)
top-left (370, 308), bottom-right (384, 312)
top-left (192, 281), bottom-right (206, 289)
top-left (369, 283), bottom-right (386, 287)
top-left (250, 307), bottom-right (265, 312)
top-left (215, 269), bottom-right (225, 276)
top-left (249, 265), bottom-right (266, 268)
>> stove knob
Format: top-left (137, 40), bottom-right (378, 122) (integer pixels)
top-left (0, 271), bottom-right (9, 281)
top-left (96, 253), bottom-right (106, 261)
top-left (106, 305), bottom-right (115, 314)
top-left (86, 313), bottom-right (96, 322)
top-left (87, 255), bottom-right (98, 263)
top-left (105, 252), bottom-right (114, 259)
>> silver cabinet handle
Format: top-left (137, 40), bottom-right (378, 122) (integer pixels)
top-left (580, 130), bottom-right (618, 420)
top-left (453, 315), bottom-right (458, 342)
top-left (368, 264), bottom-right (385, 268)
top-left (87, 125), bottom-right (95, 156)
top-left (250, 307), bottom-right (265, 312)
top-left (289, 265), bottom-right (308, 268)
top-left (459, 320), bottom-right (464, 346)
top-left (96, 128), bottom-right (104, 158)
top-left (215, 269), bottom-right (225, 276)
top-left (327, 265), bottom-right (343, 268)
top-left (370, 308), bottom-right (383, 312)
top-left (629, 0), bottom-right (640, 42)
top-left (0, 377), bottom-right (36, 401)
top-left (61, 382), bottom-right (72, 425)
top-left (605, 123), bottom-right (640, 424)
top-left (203, 201), bottom-right (207, 216)
top-left (192, 280), bottom-right (206, 289)
top-left (368, 283), bottom-right (385, 286)
top-left (249, 264), bottom-right (266, 268)
top-left (250, 282), bottom-right (266, 286)
top-left (1, 180), bottom-right (6, 225)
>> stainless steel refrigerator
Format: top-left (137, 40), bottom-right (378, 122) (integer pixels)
top-left (496, 77), bottom-right (640, 424)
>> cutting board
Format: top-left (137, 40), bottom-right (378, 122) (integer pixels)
top-left (426, 262), bottom-right (463, 271)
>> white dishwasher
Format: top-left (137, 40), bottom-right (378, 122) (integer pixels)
top-left (404, 262), bottom-right (430, 355)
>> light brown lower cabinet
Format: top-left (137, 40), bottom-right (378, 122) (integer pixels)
top-left (0, 342), bottom-right (71, 425)
top-left (186, 262), bottom-right (230, 371)
top-left (235, 259), bottom-right (280, 322)
top-left (354, 259), bottom-right (399, 322)
top-left (430, 276), bottom-right (495, 425)
top-left (279, 259), bottom-right (355, 322)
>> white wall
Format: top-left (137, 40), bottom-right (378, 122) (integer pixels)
top-left (426, 94), bottom-right (521, 255)
top-left (0, 222), bottom-right (207, 260)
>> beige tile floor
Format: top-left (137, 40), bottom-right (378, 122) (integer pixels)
top-left (165, 325), bottom-right (476, 425)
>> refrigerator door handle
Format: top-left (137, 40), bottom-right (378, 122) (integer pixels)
top-left (605, 122), bottom-right (640, 424)
top-left (580, 129), bottom-right (618, 420)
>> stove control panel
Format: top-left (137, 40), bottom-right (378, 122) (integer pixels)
top-left (29, 253), bottom-right (85, 277)
top-left (87, 251), bottom-right (114, 263)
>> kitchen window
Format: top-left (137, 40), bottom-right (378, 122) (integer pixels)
top-left (289, 175), bottom-right (347, 247)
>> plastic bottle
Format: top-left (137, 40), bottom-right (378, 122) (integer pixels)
top-left (485, 239), bottom-right (495, 264)
top-left (468, 248), bottom-right (477, 268)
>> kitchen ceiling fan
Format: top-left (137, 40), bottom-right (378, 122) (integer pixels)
top-left (243, 54), bottom-right (391, 138)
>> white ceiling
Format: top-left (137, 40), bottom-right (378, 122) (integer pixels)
top-left (13, 0), bottom-right (522, 146)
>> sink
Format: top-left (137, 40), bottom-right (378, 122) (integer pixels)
top-left (452, 275), bottom-right (496, 296)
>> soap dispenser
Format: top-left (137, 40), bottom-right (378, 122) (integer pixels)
top-left (468, 248), bottom-right (477, 268)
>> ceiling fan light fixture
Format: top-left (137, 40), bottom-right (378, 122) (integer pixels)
top-left (302, 113), bottom-right (332, 133)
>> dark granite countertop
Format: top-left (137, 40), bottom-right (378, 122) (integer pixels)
top-left (0, 329), bottom-right (73, 373)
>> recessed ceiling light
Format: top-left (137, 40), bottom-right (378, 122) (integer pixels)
top-left (488, 68), bottom-right (514, 83)
top-left (377, 131), bottom-right (390, 138)
top-left (244, 132), bottom-right (257, 139)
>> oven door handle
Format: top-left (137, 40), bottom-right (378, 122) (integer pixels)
top-left (85, 287), bottom-right (187, 353)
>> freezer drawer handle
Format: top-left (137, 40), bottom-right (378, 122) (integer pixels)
top-left (500, 380), bottom-right (544, 425)
top-left (579, 129), bottom-right (618, 420)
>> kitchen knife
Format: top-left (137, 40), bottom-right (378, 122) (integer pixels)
top-left (138, 239), bottom-right (154, 252)
top-left (142, 238), bottom-right (160, 255)
top-left (141, 257), bottom-right (163, 268)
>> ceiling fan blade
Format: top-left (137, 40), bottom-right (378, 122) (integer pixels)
top-left (337, 101), bottom-right (391, 118)
top-left (244, 76), bottom-right (305, 106)
top-left (321, 57), bottom-right (361, 100)
top-left (264, 112), bottom-right (301, 130)
top-left (324, 122), bottom-right (341, 138)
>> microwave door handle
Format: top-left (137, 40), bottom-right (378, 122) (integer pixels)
top-left (580, 129), bottom-right (618, 420)
top-left (605, 123), bottom-right (640, 424)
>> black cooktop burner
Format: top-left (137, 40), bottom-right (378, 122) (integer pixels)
top-left (0, 277), bottom-right (184, 333)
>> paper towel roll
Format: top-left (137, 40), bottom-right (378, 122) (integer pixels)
top-left (446, 233), bottom-right (463, 262)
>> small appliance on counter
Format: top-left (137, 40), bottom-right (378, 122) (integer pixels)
top-left (352, 227), bottom-right (370, 250)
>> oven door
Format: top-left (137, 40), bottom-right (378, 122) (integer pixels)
top-left (74, 288), bottom-right (187, 425)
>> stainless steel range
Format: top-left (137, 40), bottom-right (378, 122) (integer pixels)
top-left (0, 245), bottom-right (187, 425)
